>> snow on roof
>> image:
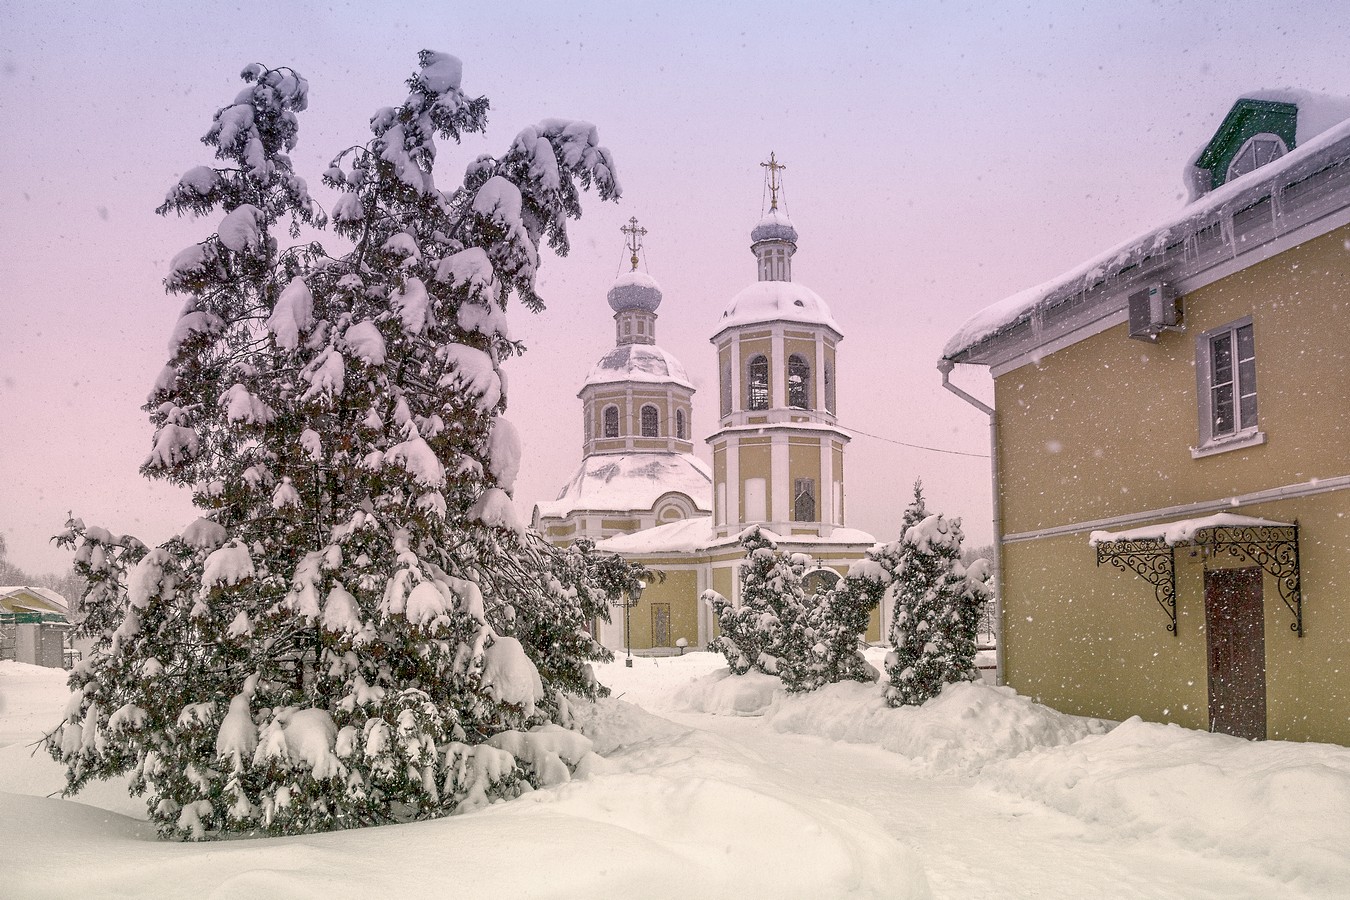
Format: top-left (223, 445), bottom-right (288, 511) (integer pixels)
top-left (0, 586), bottom-right (71, 619)
top-left (945, 94), bottom-right (1350, 361)
top-left (597, 520), bottom-right (876, 555)
top-left (607, 270), bottom-right (663, 313)
top-left (716, 280), bottom-right (840, 335)
top-left (750, 208), bottom-right (798, 244)
top-left (582, 344), bottom-right (693, 390)
top-left (1088, 513), bottom-right (1290, 546)
top-left (534, 452), bottom-right (712, 520)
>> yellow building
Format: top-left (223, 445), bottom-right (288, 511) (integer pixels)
top-left (941, 93), bottom-right (1350, 743)
top-left (536, 181), bottom-right (875, 653)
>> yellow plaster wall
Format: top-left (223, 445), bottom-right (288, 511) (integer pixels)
top-left (788, 439), bottom-right (823, 510)
top-left (1001, 491), bottom-right (1350, 743)
top-left (995, 225), bottom-right (1350, 536)
top-left (627, 569), bottom-right (701, 648)
top-left (739, 439), bottom-right (772, 521)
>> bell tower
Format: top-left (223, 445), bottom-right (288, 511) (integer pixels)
top-left (707, 154), bottom-right (851, 540)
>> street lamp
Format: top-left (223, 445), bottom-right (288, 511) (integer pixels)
top-left (624, 579), bottom-right (645, 667)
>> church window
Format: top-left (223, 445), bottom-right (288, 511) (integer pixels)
top-left (1226, 133), bottom-right (1287, 183)
top-left (824, 359), bottom-right (836, 413)
top-left (747, 355), bottom-right (770, 410)
top-left (584, 413), bottom-right (592, 441)
top-left (793, 478), bottom-right (816, 522)
top-left (603, 405), bottom-right (619, 438)
top-left (788, 354), bottom-right (811, 409)
top-left (640, 404), bottom-right (659, 437)
top-left (803, 569), bottom-right (840, 596)
top-left (636, 318), bottom-right (645, 335)
top-left (676, 409), bottom-right (687, 439)
top-left (720, 357), bottom-right (733, 415)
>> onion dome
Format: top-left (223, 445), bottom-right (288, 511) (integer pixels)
top-left (584, 344), bottom-right (693, 390)
top-left (750, 208), bottom-right (798, 245)
top-left (607, 269), bottom-right (663, 313)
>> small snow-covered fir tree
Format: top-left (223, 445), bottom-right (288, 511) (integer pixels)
top-left (802, 573), bottom-right (882, 691)
top-left (47, 53), bottom-right (622, 839)
top-left (704, 527), bottom-right (819, 690)
top-left (883, 481), bottom-right (991, 707)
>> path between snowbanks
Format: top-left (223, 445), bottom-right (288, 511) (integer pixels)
top-left (0, 659), bottom-right (927, 899)
top-left (663, 655), bottom-right (1350, 896)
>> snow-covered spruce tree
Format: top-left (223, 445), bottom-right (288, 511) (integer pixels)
top-left (704, 527), bottom-right (818, 690)
top-left (46, 54), bottom-right (620, 839)
top-left (883, 482), bottom-right (992, 707)
top-left (798, 577), bottom-right (880, 691)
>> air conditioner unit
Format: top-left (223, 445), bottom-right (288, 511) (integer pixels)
top-left (1127, 283), bottom-right (1182, 341)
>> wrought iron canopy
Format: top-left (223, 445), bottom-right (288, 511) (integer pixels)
top-left (1093, 521), bottom-right (1302, 637)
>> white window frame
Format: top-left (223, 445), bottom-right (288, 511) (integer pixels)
top-left (1225, 133), bottom-right (1288, 184)
top-left (1192, 315), bottom-right (1265, 458)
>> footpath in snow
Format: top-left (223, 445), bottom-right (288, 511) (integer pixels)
top-left (3, 653), bottom-right (1350, 898)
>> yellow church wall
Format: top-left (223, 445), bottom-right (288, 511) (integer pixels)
top-left (625, 568), bottom-right (702, 649)
top-left (788, 439), bottom-right (822, 502)
top-left (832, 444), bottom-right (845, 520)
top-left (738, 438), bottom-right (772, 521)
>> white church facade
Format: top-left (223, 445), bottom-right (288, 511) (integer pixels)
top-left (533, 163), bottom-right (876, 652)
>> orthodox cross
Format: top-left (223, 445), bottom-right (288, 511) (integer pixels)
top-left (761, 152), bottom-right (786, 211)
top-left (621, 216), bottom-right (648, 271)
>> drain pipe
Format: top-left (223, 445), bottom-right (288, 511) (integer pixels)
top-left (937, 358), bottom-right (1004, 686)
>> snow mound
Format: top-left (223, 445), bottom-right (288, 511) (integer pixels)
top-left (567, 697), bottom-right (690, 755)
top-left (986, 715), bottom-right (1350, 893)
top-left (764, 679), bottom-right (1109, 777)
top-left (518, 763), bottom-right (927, 899)
top-left (676, 667), bottom-right (783, 717)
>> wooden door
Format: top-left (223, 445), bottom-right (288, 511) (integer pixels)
top-left (651, 603), bottom-right (671, 647)
top-left (1205, 567), bottom-right (1266, 740)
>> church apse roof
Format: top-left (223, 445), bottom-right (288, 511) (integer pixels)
top-left (534, 451), bottom-right (712, 519)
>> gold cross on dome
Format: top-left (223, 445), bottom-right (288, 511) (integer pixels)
top-left (761, 152), bottom-right (786, 211)
top-left (620, 216), bottom-right (648, 271)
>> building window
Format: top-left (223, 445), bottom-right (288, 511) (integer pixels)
top-left (747, 355), bottom-right (770, 410)
top-left (603, 405), bottom-right (619, 438)
top-left (640, 404), bottom-right (659, 437)
top-left (824, 359), bottom-right (835, 413)
top-left (584, 413), bottom-right (592, 441)
top-left (1197, 317), bottom-right (1259, 449)
top-left (787, 354), bottom-right (811, 409)
top-left (1226, 133), bottom-right (1287, 184)
top-left (720, 357), bottom-right (732, 416)
top-left (793, 477), bottom-right (816, 522)
top-left (675, 409), bottom-right (687, 440)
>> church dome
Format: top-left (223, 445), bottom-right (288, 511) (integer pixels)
top-left (717, 280), bottom-right (840, 333)
top-left (583, 343), bottom-right (694, 389)
top-left (750, 208), bottom-right (798, 245)
top-left (607, 270), bottom-right (663, 313)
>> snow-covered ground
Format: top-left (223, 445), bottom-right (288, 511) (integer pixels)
top-left (3, 653), bottom-right (1349, 898)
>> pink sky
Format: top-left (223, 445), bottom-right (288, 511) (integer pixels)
top-left (1, 0), bottom-right (1345, 574)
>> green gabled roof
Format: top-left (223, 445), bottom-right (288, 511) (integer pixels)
top-left (1196, 98), bottom-right (1298, 190)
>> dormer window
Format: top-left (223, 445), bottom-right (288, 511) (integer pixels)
top-left (1226, 133), bottom-right (1287, 183)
